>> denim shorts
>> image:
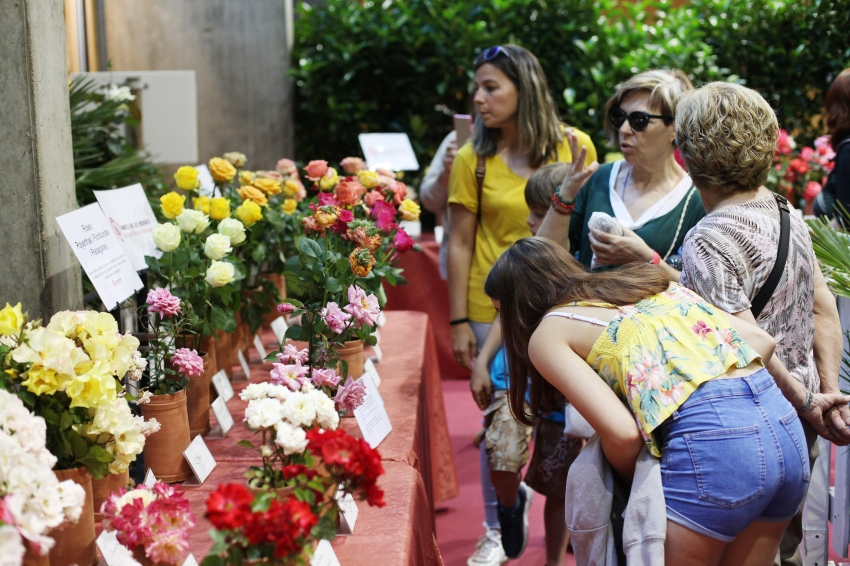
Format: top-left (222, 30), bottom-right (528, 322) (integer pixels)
top-left (656, 368), bottom-right (810, 542)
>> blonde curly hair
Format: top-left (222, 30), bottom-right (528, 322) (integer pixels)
top-left (675, 82), bottom-right (777, 195)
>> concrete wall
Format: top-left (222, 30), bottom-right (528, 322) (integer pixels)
top-left (0, 0), bottom-right (82, 319)
top-left (102, 0), bottom-right (294, 171)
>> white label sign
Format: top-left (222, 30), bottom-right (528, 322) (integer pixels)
top-left (211, 370), bottom-right (234, 403)
top-left (237, 349), bottom-right (251, 381)
top-left (56, 204), bottom-right (144, 311)
top-left (310, 539), bottom-right (341, 566)
top-left (358, 133), bottom-right (420, 171)
top-left (353, 375), bottom-right (392, 448)
top-left (97, 530), bottom-right (139, 566)
top-left (195, 164), bottom-right (218, 197)
top-left (143, 468), bottom-right (157, 487)
top-left (182, 435), bottom-right (216, 485)
top-left (182, 555), bottom-right (198, 566)
top-left (253, 334), bottom-right (268, 360)
top-left (370, 344), bottom-right (383, 364)
top-left (377, 312), bottom-right (387, 328)
top-left (271, 316), bottom-right (289, 344)
top-left (363, 358), bottom-right (381, 390)
top-left (93, 184), bottom-right (160, 270)
top-left (335, 489), bottom-right (359, 535)
top-left (209, 396), bottom-right (234, 438)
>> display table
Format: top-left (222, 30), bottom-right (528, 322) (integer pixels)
top-left (180, 311), bottom-right (457, 564)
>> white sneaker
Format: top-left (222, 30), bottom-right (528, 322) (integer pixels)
top-left (467, 523), bottom-right (509, 566)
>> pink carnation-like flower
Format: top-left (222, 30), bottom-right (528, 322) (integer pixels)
top-left (146, 288), bottom-right (181, 318)
top-left (270, 359), bottom-right (310, 391)
top-left (311, 367), bottom-right (342, 388)
top-left (344, 285), bottom-right (381, 328)
top-left (335, 376), bottom-right (367, 412)
top-left (321, 302), bottom-right (352, 334)
top-left (277, 303), bottom-right (295, 314)
top-left (171, 348), bottom-right (204, 378)
top-left (277, 344), bottom-right (308, 364)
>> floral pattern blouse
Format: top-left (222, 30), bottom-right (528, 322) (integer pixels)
top-left (575, 283), bottom-right (762, 457)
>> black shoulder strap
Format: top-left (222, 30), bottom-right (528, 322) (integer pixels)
top-left (751, 194), bottom-right (791, 319)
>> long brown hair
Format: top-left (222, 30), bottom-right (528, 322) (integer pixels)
top-left (826, 69), bottom-right (850, 148)
top-left (484, 237), bottom-right (669, 426)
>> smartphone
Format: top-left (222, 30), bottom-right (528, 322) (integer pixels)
top-left (453, 114), bottom-right (472, 147)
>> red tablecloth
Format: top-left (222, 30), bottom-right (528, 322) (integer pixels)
top-left (181, 311), bottom-right (457, 564)
top-left (384, 236), bottom-right (470, 380)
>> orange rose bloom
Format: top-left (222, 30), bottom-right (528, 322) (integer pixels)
top-left (348, 247), bottom-right (376, 277)
top-left (209, 157), bottom-right (237, 182)
top-left (346, 226), bottom-right (382, 251)
top-left (237, 185), bottom-right (269, 206)
top-left (314, 208), bottom-right (339, 229)
top-left (334, 180), bottom-right (365, 206)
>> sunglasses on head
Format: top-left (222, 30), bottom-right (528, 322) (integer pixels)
top-left (610, 107), bottom-right (674, 132)
top-left (474, 45), bottom-right (512, 66)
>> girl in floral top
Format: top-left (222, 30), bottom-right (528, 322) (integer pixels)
top-left (485, 237), bottom-right (847, 565)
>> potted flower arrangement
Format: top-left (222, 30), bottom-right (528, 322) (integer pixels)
top-left (766, 130), bottom-right (836, 214)
top-left (0, 304), bottom-right (147, 566)
top-left (100, 482), bottom-right (195, 566)
top-left (202, 427), bottom-right (385, 566)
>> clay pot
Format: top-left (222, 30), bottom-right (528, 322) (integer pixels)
top-left (139, 390), bottom-right (192, 482)
top-left (337, 340), bottom-right (365, 380)
top-left (49, 467), bottom-right (96, 566)
top-left (22, 539), bottom-right (50, 566)
top-left (214, 330), bottom-right (233, 380)
top-left (92, 470), bottom-right (130, 522)
top-left (187, 352), bottom-right (214, 439)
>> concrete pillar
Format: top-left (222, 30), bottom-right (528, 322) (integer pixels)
top-left (102, 0), bottom-right (294, 170)
top-left (0, 0), bottom-right (82, 319)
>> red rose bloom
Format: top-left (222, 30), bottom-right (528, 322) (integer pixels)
top-left (206, 483), bottom-right (253, 531)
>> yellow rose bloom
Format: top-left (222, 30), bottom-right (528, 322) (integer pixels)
top-left (193, 195), bottom-right (211, 215)
top-left (399, 199), bottom-right (421, 221)
top-left (239, 170), bottom-right (255, 186)
top-left (282, 199), bottom-right (298, 215)
top-left (252, 177), bottom-right (283, 196)
top-left (314, 209), bottom-right (338, 229)
top-left (357, 170), bottom-right (380, 189)
top-left (0, 302), bottom-right (24, 336)
top-left (173, 166), bottom-right (200, 191)
top-left (318, 168), bottom-right (340, 191)
top-left (209, 197), bottom-right (231, 221)
top-left (209, 157), bottom-right (237, 183)
top-left (237, 186), bottom-right (269, 207)
top-left (160, 192), bottom-right (186, 219)
top-left (235, 200), bottom-right (263, 226)
top-left (283, 179), bottom-right (302, 198)
top-left (21, 365), bottom-right (69, 396)
top-left (66, 362), bottom-right (116, 408)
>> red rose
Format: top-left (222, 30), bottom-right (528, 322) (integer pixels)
top-left (790, 158), bottom-right (809, 174)
top-left (205, 483), bottom-right (253, 531)
top-left (804, 181), bottom-right (822, 202)
top-left (304, 160), bottom-right (329, 179)
top-left (393, 228), bottom-right (415, 253)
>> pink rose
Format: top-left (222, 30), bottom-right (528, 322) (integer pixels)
top-left (317, 192), bottom-right (338, 206)
top-left (311, 368), bottom-right (342, 388)
top-left (277, 344), bottom-right (308, 364)
top-left (390, 181), bottom-right (408, 205)
top-left (364, 190), bottom-right (385, 207)
top-left (393, 228), bottom-right (415, 253)
top-left (146, 288), bottom-right (181, 318)
top-left (776, 129), bottom-right (794, 156)
top-left (815, 135), bottom-right (836, 161)
top-left (171, 348), bottom-right (204, 378)
top-left (276, 158), bottom-right (299, 178)
top-left (334, 376), bottom-right (367, 412)
top-left (270, 359), bottom-right (310, 391)
top-left (376, 167), bottom-right (396, 180)
top-left (277, 303), bottom-right (295, 314)
top-left (343, 285), bottom-right (381, 328)
top-left (340, 157), bottom-right (365, 175)
top-left (305, 160), bottom-right (329, 179)
top-left (256, 170), bottom-right (284, 182)
top-left (377, 175), bottom-right (395, 189)
top-left (800, 146), bottom-right (815, 161)
top-left (804, 181), bottom-right (822, 202)
top-left (370, 200), bottom-right (398, 232)
top-left (321, 302), bottom-right (352, 334)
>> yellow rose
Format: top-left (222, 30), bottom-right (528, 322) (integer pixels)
top-left (237, 186), bottom-right (269, 207)
top-left (209, 157), bottom-right (237, 183)
top-left (160, 192), bottom-right (186, 219)
top-left (21, 365), bottom-right (68, 396)
top-left (283, 179), bottom-right (303, 198)
top-left (314, 209), bottom-right (338, 229)
top-left (205, 261), bottom-right (236, 287)
top-left (239, 171), bottom-right (255, 186)
top-left (252, 177), bottom-right (282, 195)
top-left (66, 362), bottom-right (116, 408)
top-left (209, 197), bottom-right (231, 221)
top-left (235, 200), bottom-right (263, 226)
top-left (0, 302), bottom-right (24, 336)
top-left (173, 166), bottom-right (200, 191)
top-left (193, 195), bottom-right (211, 215)
top-left (357, 169), bottom-right (380, 189)
top-left (223, 152), bottom-right (247, 168)
top-left (282, 199), bottom-right (298, 215)
top-left (399, 199), bottom-right (421, 221)
top-left (318, 168), bottom-right (340, 191)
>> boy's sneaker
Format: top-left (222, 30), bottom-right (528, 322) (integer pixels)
top-left (466, 523), bottom-right (508, 566)
top-left (497, 482), bottom-right (533, 558)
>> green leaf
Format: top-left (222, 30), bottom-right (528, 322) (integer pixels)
top-left (236, 439), bottom-right (255, 450)
top-left (298, 238), bottom-right (323, 258)
top-left (284, 324), bottom-right (303, 341)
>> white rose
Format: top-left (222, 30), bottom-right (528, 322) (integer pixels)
top-left (152, 222), bottom-right (181, 252)
top-left (274, 421), bottom-right (308, 455)
top-left (0, 524), bottom-right (25, 566)
top-left (217, 218), bottom-right (246, 245)
top-left (205, 261), bottom-right (235, 287)
top-left (281, 392), bottom-right (316, 428)
top-left (14, 414), bottom-right (46, 453)
top-left (204, 233), bottom-right (232, 260)
top-left (309, 390), bottom-right (339, 431)
top-left (176, 209), bottom-right (210, 234)
top-left (260, 445), bottom-right (274, 458)
top-left (245, 398), bottom-right (284, 430)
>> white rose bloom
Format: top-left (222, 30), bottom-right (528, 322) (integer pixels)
top-left (176, 209), bottom-right (210, 235)
top-left (218, 217), bottom-right (247, 245)
top-left (245, 398), bottom-right (284, 430)
top-left (281, 392), bottom-right (316, 429)
top-left (204, 261), bottom-right (235, 287)
top-left (260, 445), bottom-right (274, 458)
top-left (55, 480), bottom-right (86, 522)
top-left (0, 525), bottom-right (25, 566)
top-left (274, 421), bottom-right (308, 455)
top-left (308, 390), bottom-right (339, 431)
top-left (152, 222), bottom-right (181, 252)
top-left (204, 233), bottom-right (233, 260)
top-left (14, 415), bottom-right (46, 453)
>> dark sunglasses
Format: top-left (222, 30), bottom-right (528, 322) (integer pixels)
top-left (474, 45), bottom-right (512, 66)
top-left (610, 107), bottom-right (674, 132)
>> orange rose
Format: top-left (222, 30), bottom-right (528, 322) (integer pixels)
top-left (334, 180), bottom-right (365, 206)
top-left (304, 160), bottom-right (329, 179)
top-left (347, 226), bottom-right (382, 251)
top-left (237, 185), bottom-right (269, 206)
top-left (348, 247), bottom-right (376, 277)
top-left (314, 207), bottom-right (339, 229)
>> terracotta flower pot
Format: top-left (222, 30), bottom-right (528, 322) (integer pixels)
top-left (49, 467), bottom-right (96, 566)
top-left (92, 470), bottom-right (130, 522)
top-left (337, 340), bottom-right (365, 380)
top-left (214, 330), bottom-right (233, 380)
top-left (187, 352), bottom-right (214, 439)
top-left (23, 539), bottom-right (50, 566)
top-left (139, 390), bottom-right (193, 482)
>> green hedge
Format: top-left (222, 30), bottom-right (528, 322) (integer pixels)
top-left (291, 0), bottom-right (849, 180)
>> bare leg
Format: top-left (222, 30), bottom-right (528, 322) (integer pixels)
top-left (720, 520), bottom-right (789, 566)
top-left (490, 469), bottom-right (522, 507)
top-left (543, 496), bottom-right (569, 566)
top-left (666, 520), bottom-right (726, 566)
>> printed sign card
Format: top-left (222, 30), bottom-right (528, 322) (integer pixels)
top-left (253, 334), bottom-right (268, 360)
top-left (207, 396), bottom-right (234, 439)
top-left (335, 489), bottom-right (359, 535)
top-left (93, 184), bottom-right (160, 270)
top-left (195, 164), bottom-right (218, 197)
top-left (377, 312), bottom-right (387, 328)
top-left (358, 133), bottom-right (420, 171)
top-left (56, 204), bottom-right (144, 311)
top-left (97, 530), bottom-right (138, 566)
top-left (310, 540), bottom-right (341, 566)
top-left (143, 468), bottom-right (157, 487)
top-left (211, 370), bottom-right (234, 403)
top-left (235, 350), bottom-right (251, 382)
top-left (363, 358), bottom-right (382, 390)
top-left (369, 344), bottom-right (383, 364)
top-left (353, 375), bottom-right (392, 448)
top-left (182, 435), bottom-right (216, 486)
top-left (182, 555), bottom-right (198, 566)
top-left (271, 316), bottom-right (289, 344)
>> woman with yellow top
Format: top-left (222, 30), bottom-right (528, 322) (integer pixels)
top-left (486, 237), bottom-right (850, 565)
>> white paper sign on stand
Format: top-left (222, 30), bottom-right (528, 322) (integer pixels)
top-left (376, 312), bottom-right (387, 328)
top-left (182, 435), bottom-right (217, 486)
top-left (271, 316), bottom-right (289, 344)
top-left (310, 540), bottom-right (341, 566)
top-left (369, 344), bottom-right (383, 364)
top-left (335, 489), bottom-right (359, 535)
top-left (353, 375), bottom-right (392, 448)
top-left (253, 334), bottom-right (268, 360)
top-left (97, 530), bottom-right (139, 566)
top-left (182, 555), bottom-right (199, 566)
top-left (207, 396), bottom-right (234, 439)
top-left (56, 204), bottom-right (144, 311)
top-left (211, 370), bottom-right (234, 403)
top-left (363, 358), bottom-right (382, 390)
top-left (236, 350), bottom-right (251, 381)
top-left (195, 164), bottom-right (219, 197)
top-left (93, 184), bottom-right (160, 270)
top-left (358, 133), bottom-right (420, 171)
top-left (143, 468), bottom-right (157, 487)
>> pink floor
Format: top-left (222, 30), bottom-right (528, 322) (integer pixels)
top-left (436, 380), bottom-right (577, 566)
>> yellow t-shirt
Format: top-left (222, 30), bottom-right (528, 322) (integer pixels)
top-left (448, 128), bottom-right (597, 322)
